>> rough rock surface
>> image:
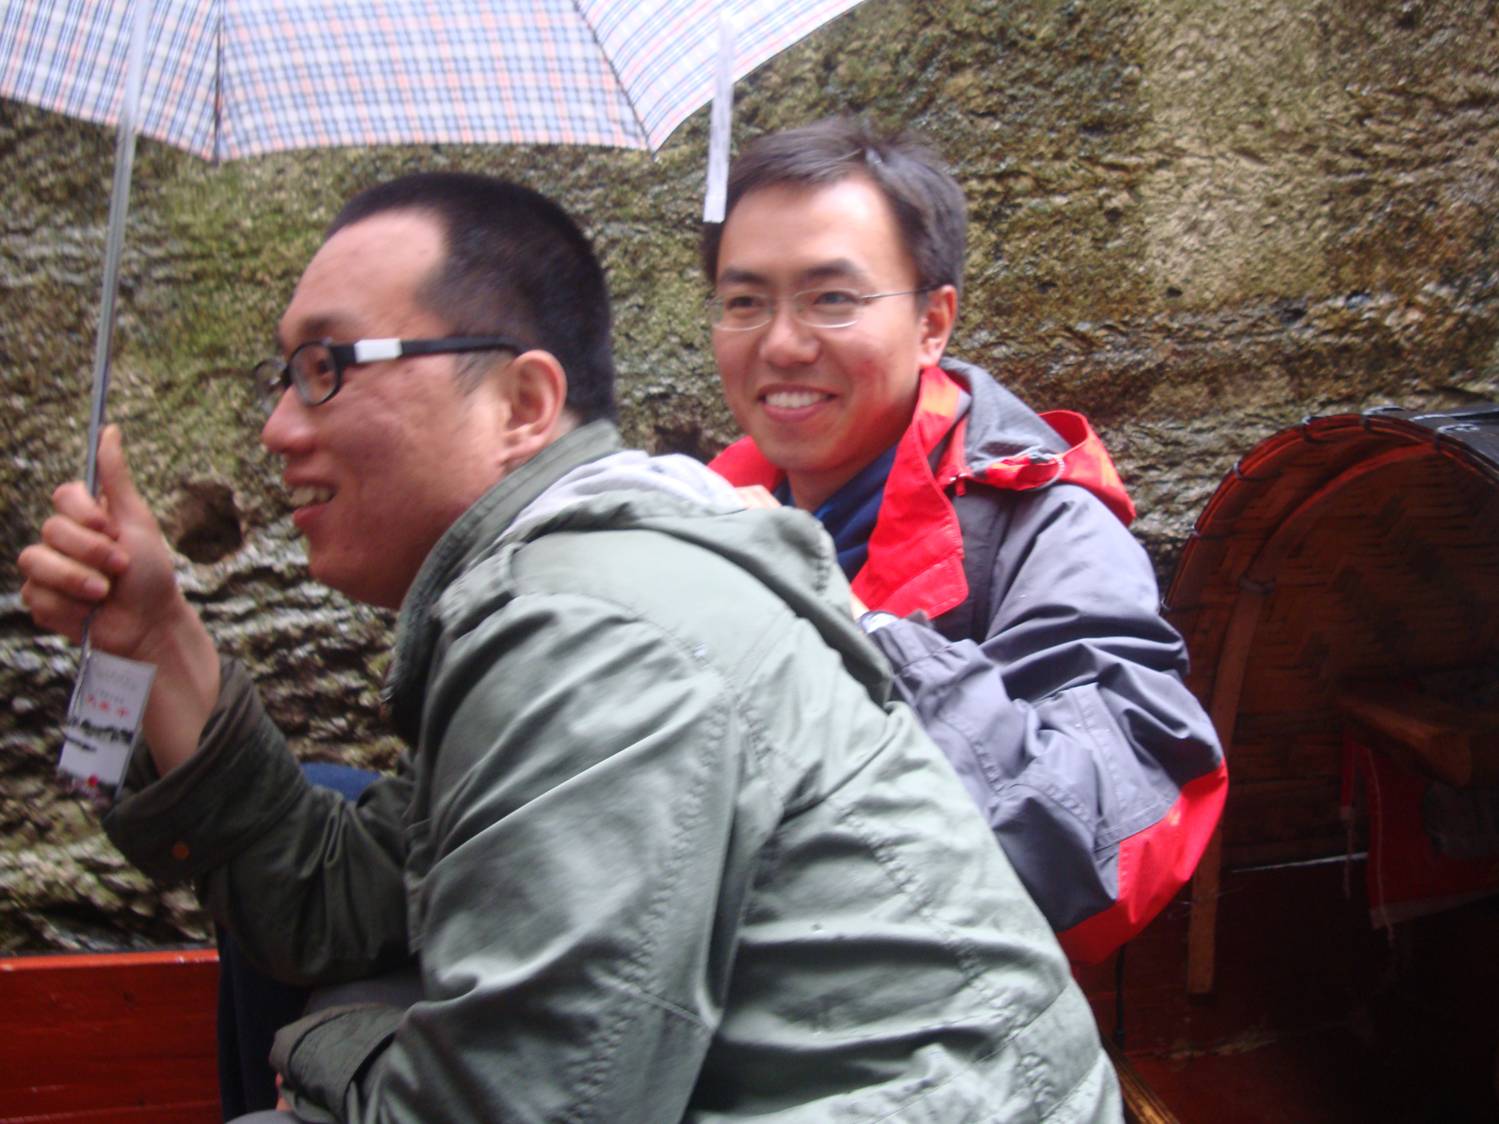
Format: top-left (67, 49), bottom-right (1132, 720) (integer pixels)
top-left (2, 0), bottom-right (1496, 950)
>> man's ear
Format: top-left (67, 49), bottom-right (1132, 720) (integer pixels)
top-left (496, 350), bottom-right (571, 468)
top-left (917, 284), bottom-right (958, 367)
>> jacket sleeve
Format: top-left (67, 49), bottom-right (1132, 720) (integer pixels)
top-left (103, 656), bottom-right (414, 985)
top-left (280, 595), bottom-right (751, 1123)
top-left (865, 484), bottom-right (1226, 962)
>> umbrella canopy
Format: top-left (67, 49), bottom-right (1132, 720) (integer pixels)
top-left (1, 0), bottom-right (864, 160)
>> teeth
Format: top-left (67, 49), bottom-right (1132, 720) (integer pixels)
top-left (765, 390), bottom-right (827, 409)
top-left (288, 486), bottom-right (334, 508)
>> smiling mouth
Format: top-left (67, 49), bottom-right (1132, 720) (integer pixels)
top-left (287, 485), bottom-right (335, 509)
top-left (763, 389), bottom-right (831, 410)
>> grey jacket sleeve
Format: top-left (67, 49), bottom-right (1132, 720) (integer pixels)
top-left (865, 484), bottom-right (1223, 956)
top-left (281, 597), bottom-right (750, 1123)
top-left (103, 656), bottom-right (413, 985)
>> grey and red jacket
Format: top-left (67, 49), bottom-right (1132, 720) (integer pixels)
top-left (711, 358), bottom-right (1227, 962)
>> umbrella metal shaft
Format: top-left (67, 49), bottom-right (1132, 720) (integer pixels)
top-left (84, 1), bottom-right (149, 497)
top-left (80, 3), bottom-right (149, 666)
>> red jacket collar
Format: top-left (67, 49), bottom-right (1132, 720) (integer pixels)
top-left (708, 365), bottom-right (1135, 619)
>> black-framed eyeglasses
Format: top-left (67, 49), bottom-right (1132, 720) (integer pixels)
top-left (707, 287), bottom-right (934, 332)
top-left (255, 336), bottom-right (527, 412)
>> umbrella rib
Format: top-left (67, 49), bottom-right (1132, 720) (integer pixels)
top-left (213, 3), bottom-right (225, 163)
top-left (569, 0), bottom-right (653, 151)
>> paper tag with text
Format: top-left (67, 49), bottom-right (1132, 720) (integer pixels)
top-left (59, 650), bottom-right (156, 792)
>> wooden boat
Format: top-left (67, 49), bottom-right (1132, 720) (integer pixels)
top-left (1, 948), bottom-right (219, 1122)
top-left (1087, 402), bottom-right (1499, 1121)
top-left (5, 404), bottom-right (1497, 1123)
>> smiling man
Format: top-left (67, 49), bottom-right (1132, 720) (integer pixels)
top-left (263, 209), bottom-right (541, 610)
top-left (707, 118), bottom-right (1228, 963)
top-left (710, 175), bottom-right (948, 510)
top-left (20, 172), bottom-right (1118, 1122)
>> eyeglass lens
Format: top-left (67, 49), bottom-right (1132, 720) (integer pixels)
top-left (289, 342), bottom-right (339, 405)
top-left (254, 360), bottom-right (289, 414)
top-left (710, 288), bottom-right (876, 331)
top-left (255, 342), bottom-right (340, 414)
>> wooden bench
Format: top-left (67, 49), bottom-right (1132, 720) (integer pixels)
top-left (1, 946), bottom-right (1175, 1122)
top-left (0, 948), bottom-right (219, 1122)
top-left (1336, 682), bottom-right (1499, 790)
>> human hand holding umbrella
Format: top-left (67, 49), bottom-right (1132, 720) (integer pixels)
top-left (19, 425), bottom-right (222, 780)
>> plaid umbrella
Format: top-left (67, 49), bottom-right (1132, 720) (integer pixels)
top-left (2, 0), bottom-right (864, 159)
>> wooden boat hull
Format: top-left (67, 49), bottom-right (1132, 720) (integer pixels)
top-left (1, 948), bottom-right (219, 1123)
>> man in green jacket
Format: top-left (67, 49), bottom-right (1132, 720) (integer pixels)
top-left (20, 172), bottom-right (1118, 1122)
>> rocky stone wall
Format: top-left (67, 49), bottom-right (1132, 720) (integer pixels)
top-left (2, 0), bottom-right (1496, 950)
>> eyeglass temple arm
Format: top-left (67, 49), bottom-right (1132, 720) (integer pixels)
top-left (350, 337), bottom-right (526, 363)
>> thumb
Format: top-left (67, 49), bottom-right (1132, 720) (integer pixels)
top-left (95, 424), bottom-right (155, 528)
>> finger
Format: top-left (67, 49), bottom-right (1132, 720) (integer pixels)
top-left (95, 424), bottom-right (156, 529)
top-left (18, 541), bottom-right (113, 603)
top-left (38, 511), bottom-right (130, 577)
top-left (51, 480), bottom-right (117, 537)
top-left (18, 577), bottom-right (93, 645)
top-left (736, 485), bottom-right (782, 510)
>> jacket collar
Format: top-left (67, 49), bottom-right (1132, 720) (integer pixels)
top-left (708, 358), bottom-right (1135, 620)
top-left (383, 420), bottom-right (624, 742)
top-left (855, 366), bottom-right (971, 616)
top-left (708, 366), bottom-right (974, 617)
top-left (950, 356), bottom-right (1135, 527)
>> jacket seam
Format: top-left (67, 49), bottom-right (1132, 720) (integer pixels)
top-left (554, 617), bottom-right (727, 1122)
top-left (904, 654), bottom-right (1100, 832)
top-left (1065, 687), bottom-right (1171, 846)
top-left (833, 801), bottom-right (1060, 1112)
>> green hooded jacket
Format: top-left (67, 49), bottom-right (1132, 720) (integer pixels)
top-left (106, 422), bottom-right (1119, 1122)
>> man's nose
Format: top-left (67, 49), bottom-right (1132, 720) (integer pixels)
top-left (758, 302), bottom-right (819, 368)
top-left (260, 386), bottom-right (314, 456)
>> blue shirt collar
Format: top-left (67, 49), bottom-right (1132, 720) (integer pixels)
top-left (777, 442), bottom-right (900, 580)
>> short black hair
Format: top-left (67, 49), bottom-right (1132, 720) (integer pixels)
top-left (329, 172), bottom-right (616, 423)
top-left (702, 117), bottom-right (967, 299)
top-left (704, 119), bottom-right (971, 299)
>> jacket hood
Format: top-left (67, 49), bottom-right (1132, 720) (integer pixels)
top-left (386, 429), bottom-right (892, 743)
top-left (711, 359), bottom-right (1135, 618)
top-left (383, 421), bottom-right (623, 741)
top-left (502, 452), bottom-right (894, 703)
top-left (508, 448), bottom-right (744, 534)
top-left (939, 356), bottom-right (1068, 466)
